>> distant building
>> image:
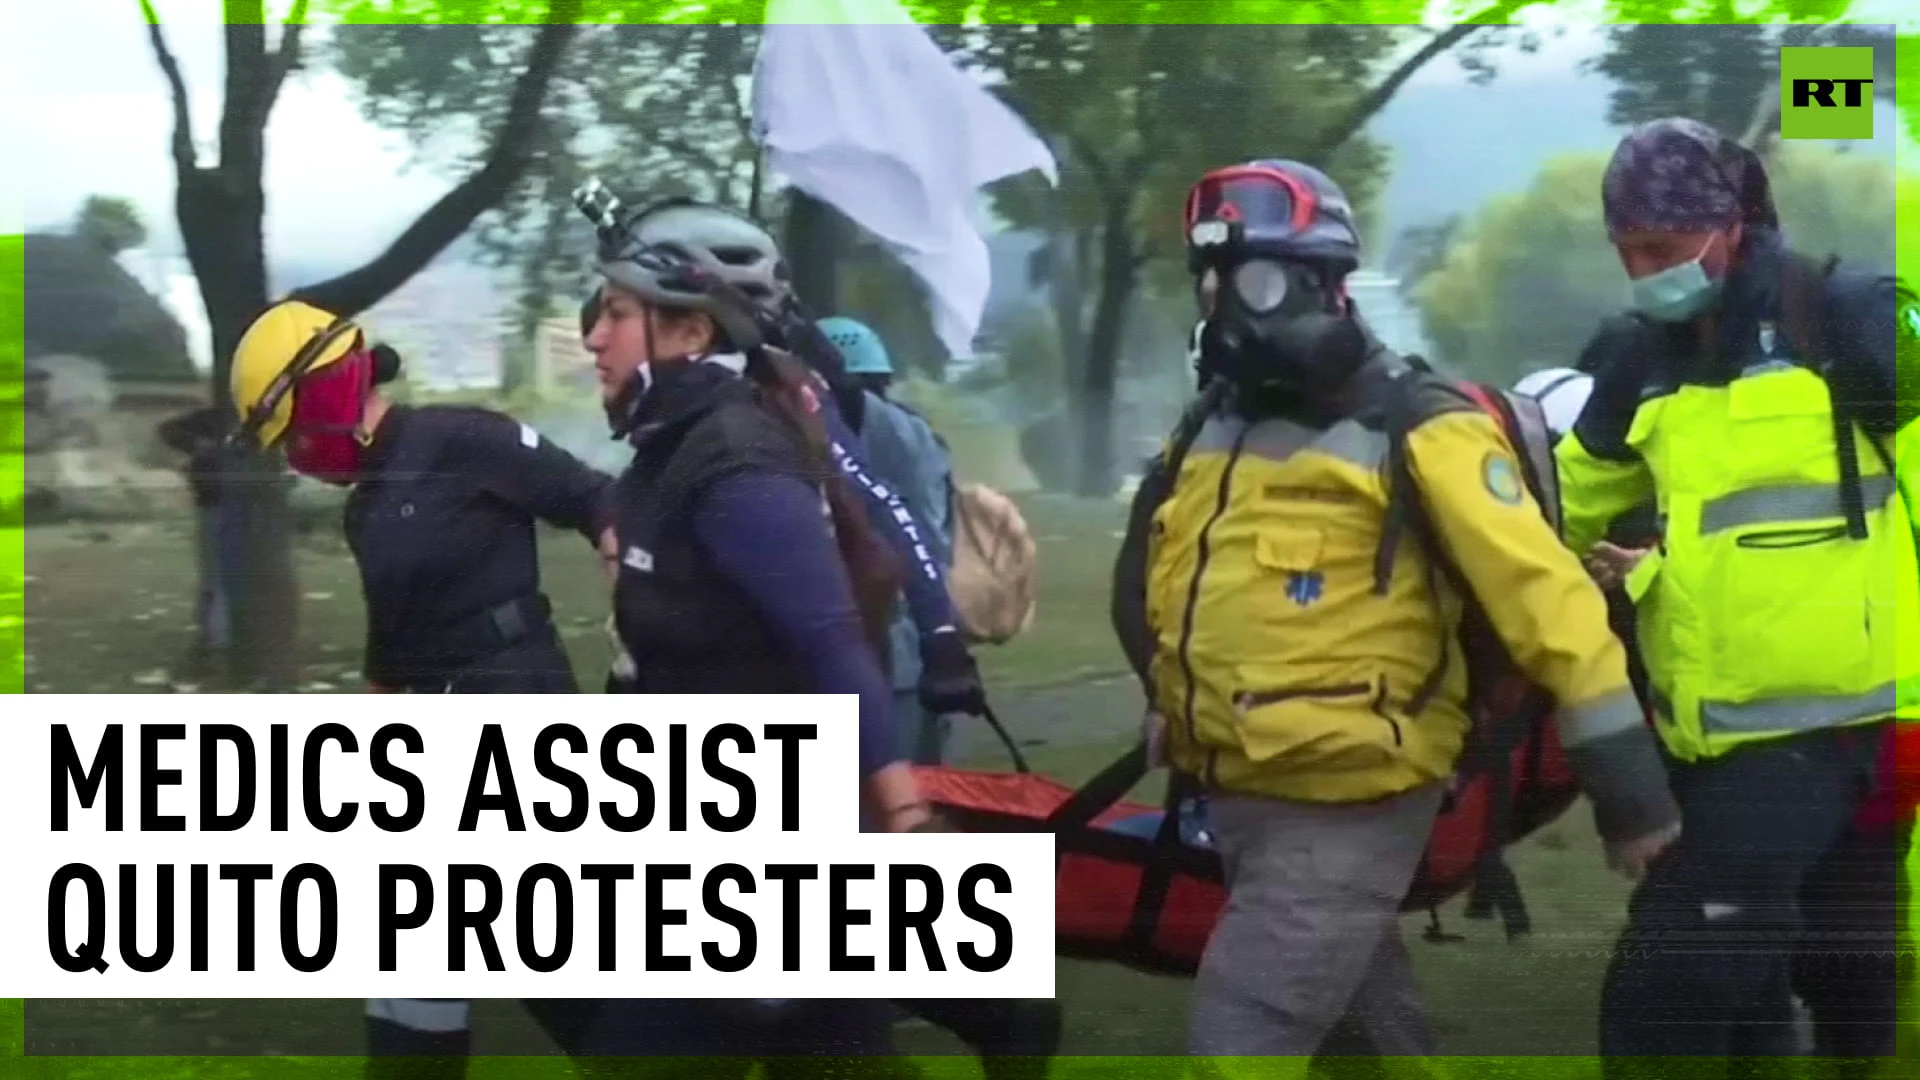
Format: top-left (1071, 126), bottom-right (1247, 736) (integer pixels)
top-left (1346, 269), bottom-right (1436, 361)
top-left (359, 261), bottom-right (510, 391)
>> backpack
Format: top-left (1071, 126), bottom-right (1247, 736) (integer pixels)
top-left (863, 392), bottom-right (958, 569)
top-left (947, 483), bottom-right (1039, 645)
top-left (1373, 367), bottom-right (1578, 940)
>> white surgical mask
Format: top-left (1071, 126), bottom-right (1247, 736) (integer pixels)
top-left (1629, 235), bottom-right (1724, 323)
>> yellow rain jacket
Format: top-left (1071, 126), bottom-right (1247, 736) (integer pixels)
top-left (1144, 374), bottom-right (1650, 807)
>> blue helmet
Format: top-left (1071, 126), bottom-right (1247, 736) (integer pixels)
top-left (816, 317), bottom-right (893, 376)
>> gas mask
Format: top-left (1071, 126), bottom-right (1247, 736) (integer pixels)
top-left (1199, 256), bottom-right (1368, 396)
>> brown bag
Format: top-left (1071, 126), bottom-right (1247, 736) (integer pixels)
top-left (947, 482), bottom-right (1038, 645)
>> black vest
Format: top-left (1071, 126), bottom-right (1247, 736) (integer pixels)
top-left (607, 368), bottom-right (824, 695)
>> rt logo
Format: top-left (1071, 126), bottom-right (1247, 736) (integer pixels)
top-left (1779, 47), bottom-right (1874, 140)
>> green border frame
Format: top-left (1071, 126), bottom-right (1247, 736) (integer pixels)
top-left (3, 1), bottom-right (1915, 1077)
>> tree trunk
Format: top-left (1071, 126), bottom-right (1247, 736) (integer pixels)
top-left (1039, 229), bottom-right (1089, 496)
top-left (506, 180), bottom-right (574, 395)
top-left (176, 150), bottom-right (303, 690)
top-left (146, 1), bottom-right (580, 691)
top-left (784, 190), bottom-right (849, 315)
top-left (1076, 204), bottom-right (1139, 498)
top-left (1047, 229), bottom-right (1088, 394)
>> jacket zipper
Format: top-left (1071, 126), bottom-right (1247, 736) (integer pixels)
top-left (1235, 684), bottom-right (1373, 709)
top-left (1233, 682), bottom-right (1404, 747)
top-left (1178, 433), bottom-right (1251, 746)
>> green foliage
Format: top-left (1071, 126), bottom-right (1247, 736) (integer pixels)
top-left (998, 304), bottom-right (1066, 413)
top-left (326, 20), bottom-right (763, 321)
top-left (1596, 0), bottom-right (1853, 22)
top-left (1388, 214), bottom-right (1462, 300)
top-left (1769, 143), bottom-right (1909, 271)
top-left (1413, 145), bottom-right (1909, 387)
top-left (1590, 22), bottom-right (1894, 139)
top-left (499, 336), bottom-right (538, 395)
top-left (952, 24), bottom-right (1397, 247)
top-left (73, 196), bottom-right (147, 256)
top-left (838, 250), bottom-right (948, 379)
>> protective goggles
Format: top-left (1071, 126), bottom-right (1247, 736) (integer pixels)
top-left (1184, 164), bottom-right (1318, 255)
top-left (232, 316), bottom-right (363, 450)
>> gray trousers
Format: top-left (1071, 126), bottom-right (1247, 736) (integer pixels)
top-left (195, 503), bottom-right (232, 651)
top-left (1189, 783), bottom-right (1447, 1073)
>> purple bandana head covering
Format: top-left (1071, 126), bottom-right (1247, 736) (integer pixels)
top-left (1601, 117), bottom-right (1779, 235)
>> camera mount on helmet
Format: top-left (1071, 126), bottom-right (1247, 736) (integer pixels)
top-left (571, 176), bottom-right (777, 353)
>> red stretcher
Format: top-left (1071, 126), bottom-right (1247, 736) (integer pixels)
top-left (919, 699), bottom-right (1911, 978)
top-left (914, 693), bottom-right (1583, 977)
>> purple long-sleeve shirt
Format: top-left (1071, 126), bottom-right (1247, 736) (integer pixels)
top-left (689, 468), bottom-right (898, 779)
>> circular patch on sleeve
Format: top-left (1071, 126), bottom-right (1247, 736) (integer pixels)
top-left (1482, 451), bottom-right (1525, 506)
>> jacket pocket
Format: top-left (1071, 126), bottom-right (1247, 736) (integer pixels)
top-left (1229, 675), bottom-right (1407, 774)
top-left (1701, 524), bottom-right (1874, 702)
top-left (1249, 524), bottom-right (1334, 616)
top-left (1252, 525), bottom-right (1327, 572)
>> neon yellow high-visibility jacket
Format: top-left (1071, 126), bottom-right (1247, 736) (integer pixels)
top-left (1896, 306), bottom-right (1919, 720)
top-left (1558, 250), bottom-right (1917, 764)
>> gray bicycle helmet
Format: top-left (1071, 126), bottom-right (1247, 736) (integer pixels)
top-left (596, 200), bottom-right (793, 350)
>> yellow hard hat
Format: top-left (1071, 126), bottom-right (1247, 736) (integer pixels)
top-left (229, 299), bottom-right (363, 448)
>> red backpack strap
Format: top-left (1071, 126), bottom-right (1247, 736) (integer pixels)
top-left (1456, 381), bottom-right (1499, 417)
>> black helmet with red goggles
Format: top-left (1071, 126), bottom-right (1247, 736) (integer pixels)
top-left (1184, 160), bottom-right (1361, 275)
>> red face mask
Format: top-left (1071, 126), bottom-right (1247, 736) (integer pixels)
top-left (284, 349), bottom-right (374, 484)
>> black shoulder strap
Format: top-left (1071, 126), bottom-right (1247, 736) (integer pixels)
top-left (1162, 379), bottom-right (1234, 484)
top-left (1374, 371), bottom-right (1476, 598)
top-left (1778, 252), bottom-right (1889, 540)
top-left (1776, 251), bottom-right (1840, 367)
top-left (1372, 371), bottom-right (1469, 718)
top-left (1480, 386), bottom-right (1563, 537)
top-left (1110, 379), bottom-right (1233, 686)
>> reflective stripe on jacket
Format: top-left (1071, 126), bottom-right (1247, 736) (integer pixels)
top-left (1560, 360), bottom-right (1914, 762)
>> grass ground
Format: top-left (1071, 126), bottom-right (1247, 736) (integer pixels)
top-left (22, 496), bottom-right (1638, 1067)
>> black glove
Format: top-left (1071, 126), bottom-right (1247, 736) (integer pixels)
top-left (918, 628), bottom-right (986, 717)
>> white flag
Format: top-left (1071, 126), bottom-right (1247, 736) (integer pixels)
top-left (753, 0), bottom-right (1059, 360)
